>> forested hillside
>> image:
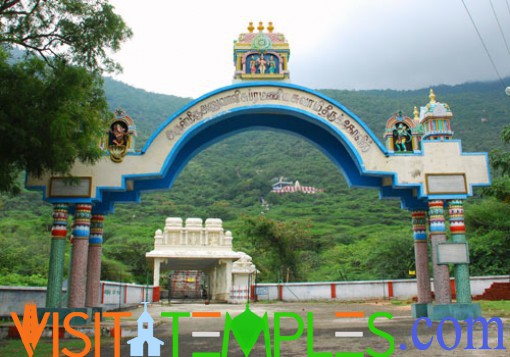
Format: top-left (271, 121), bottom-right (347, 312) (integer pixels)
top-left (1, 78), bottom-right (509, 286)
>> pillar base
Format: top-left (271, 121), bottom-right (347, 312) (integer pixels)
top-left (153, 286), bottom-right (161, 302)
top-left (411, 303), bottom-right (429, 318)
top-left (37, 307), bottom-right (103, 325)
top-left (212, 293), bottom-right (229, 302)
top-left (427, 303), bottom-right (482, 321)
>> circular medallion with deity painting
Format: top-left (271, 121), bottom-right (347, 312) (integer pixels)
top-left (251, 33), bottom-right (272, 51)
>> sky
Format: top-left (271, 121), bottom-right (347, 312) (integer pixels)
top-left (107, 0), bottom-right (510, 99)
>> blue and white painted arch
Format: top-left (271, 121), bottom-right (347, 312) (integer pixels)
top-left (27, 82), bottom-right (491, 213)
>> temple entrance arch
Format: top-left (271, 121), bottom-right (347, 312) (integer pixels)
top-left (30, 82), bottom-right (488, 211)
top-left (28, 82), bottom-right (490, 320)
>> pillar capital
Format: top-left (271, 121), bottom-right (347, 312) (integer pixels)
top-left (411, 210), bottom-right (427, 240)
top-left (428, 200), bottom-right (446, 233)
top-left (51, 204), bottom-right (69, 239)
top-left (89, 214), bottom-right (105, 246)
top-left (447, 200), bottom-right (465, 235)
top-left (72, 204), bottom-right (93, 240)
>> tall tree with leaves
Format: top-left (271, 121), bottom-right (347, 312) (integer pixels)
top-left (240, 215), bottom-right (314, 282)
top-left (0, 0), bottom-right (132, 194)
top-left (466, 125), bottom-right (510, 275)
top-left (0, 0), bottom-right (130, 71)
top-left (485, 126), bottom-right (510, 202)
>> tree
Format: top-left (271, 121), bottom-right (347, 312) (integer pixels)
top-left (0, 0), bottom-right (132, 72)
top-left (310, 228), bottom-right (415, 281)
top-left (0, 55), bottom-right (109, 193)
top-left (362, 231), bottom-right (415, 279)
top-left (239, 215), bottom-right (314, 282)
top-left (0, 0), bottom-right (132, 194)
top-left (102, 238), bottom-right (153, 282)
top-left (465, 198), bottom-right (510, 275)
top-left (465, 125), bottom-right (510, 275)
top-left (485, 126), bottom-right (510, 202)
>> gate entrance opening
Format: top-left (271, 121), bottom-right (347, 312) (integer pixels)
top-left (27, 23), bottom-right (490, 320)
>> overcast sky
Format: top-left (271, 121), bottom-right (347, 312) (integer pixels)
top-left (107, 0), bottom-right (510, 99)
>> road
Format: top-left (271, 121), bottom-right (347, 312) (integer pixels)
top-left (95, 301), bottom-right (509, 357)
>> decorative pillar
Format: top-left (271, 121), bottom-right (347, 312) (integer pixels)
top-left (152, 258), bottom-right (161, 302)
top-left (412, 211), bottom-right (432, 305)
top-left (225, 260), bottom-right (233, 303)
top-left (46, 204), bottom-right (69, 308)
top-left (448, 200), bottom-right (472, 304)
top-left (68, 204), bottom-right (92, 308)
top-left (211, 266), bottom-right (217, 300)
top-left (86, 213), bottom-right (104, 308)
top-left (153, 258), bottom-right (161, 287)
top-left (428, 200), bottom-right (452, 304)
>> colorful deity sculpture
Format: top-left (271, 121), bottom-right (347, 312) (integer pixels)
top-left (103, 109), bottom-right (137, 163)
top-left (384, 89), bottom-right (454, 153)
top-left (233, 22), bottom-right (290, 82)
top-left (384, 110), bottom-right (419, 153)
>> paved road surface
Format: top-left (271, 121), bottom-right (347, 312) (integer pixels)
top-left (94, 301), bottom-right (509, 357)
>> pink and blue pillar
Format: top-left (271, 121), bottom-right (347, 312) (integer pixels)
top-left (86, 213), bottom-right (104, 308)
top-left (411, 210), bottom-right (432, 318)
top-left (66, 205), bottom-right (105, 309)
top-left (428, 200), bottom-right (452, 305)
top-left (68, 204), bottom-right (92, 308)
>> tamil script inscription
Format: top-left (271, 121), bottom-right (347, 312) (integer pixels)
top-left (165, 87), bottom-right (373, 152)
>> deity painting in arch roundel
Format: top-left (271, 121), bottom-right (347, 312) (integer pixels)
top-left (108, 120), bottom-right (129, 147)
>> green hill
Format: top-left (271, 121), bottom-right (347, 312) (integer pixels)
top-left (1, 78), bottom-right (508, 285)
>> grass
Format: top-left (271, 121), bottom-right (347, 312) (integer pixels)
top-left (386, 299), bottom-right (510, 317)
top-left (389, 299), bottom-right (413, 306)
top-left (0, 337), bottom-right (111, 357)
top-left (478, 300), bottom-right (510, 318)
top-left (1, 339), bottom-right (85, 357)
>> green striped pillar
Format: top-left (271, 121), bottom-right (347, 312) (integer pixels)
top-left (46, 204), bottom-right (69, 308)
top-left (448, 200), bottom-right (472, 304)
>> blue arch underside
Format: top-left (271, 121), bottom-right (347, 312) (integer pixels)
top-left (93, 104), bottom-right (427, 213)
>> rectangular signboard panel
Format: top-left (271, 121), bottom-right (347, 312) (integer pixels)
top-left (437, 242), bottom-right (469, 264)
top-left (49, 177), bottom-right (92, 197)
top-left (426, 174), bottom-right (467, 194)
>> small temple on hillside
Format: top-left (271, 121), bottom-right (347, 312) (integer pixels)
top-left (271, 177), bottom-right (324, 194)
top-left (233, 21), bottom-right (290, 82)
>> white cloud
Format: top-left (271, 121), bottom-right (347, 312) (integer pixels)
top-left (108, 0), bottom-right (510, 98)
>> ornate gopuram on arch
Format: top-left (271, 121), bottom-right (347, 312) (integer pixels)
top-left (27, 23), bottom-right (490, 320)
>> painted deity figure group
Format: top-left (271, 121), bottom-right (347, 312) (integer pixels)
top-left (249, 54), bottom-right (277, 74)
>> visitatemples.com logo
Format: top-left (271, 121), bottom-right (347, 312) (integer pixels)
top-left (11, 303), bottom-right (507, 356)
